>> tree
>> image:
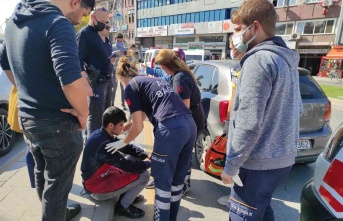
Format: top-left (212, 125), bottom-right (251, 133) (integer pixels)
top-left (74, 15), bottom-right (90, 33)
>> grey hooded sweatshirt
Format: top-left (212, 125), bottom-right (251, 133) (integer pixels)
top-left (224, 36), bottom-right (302, 176)
top-left (4, 0), bottom-right (81, 119)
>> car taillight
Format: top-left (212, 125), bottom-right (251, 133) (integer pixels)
top-left (324, 100), bottom-right (331, 122)
top-left (151, 58), bottom-right (155, 68)
top-left (219, 100), bottom-right (229, 123)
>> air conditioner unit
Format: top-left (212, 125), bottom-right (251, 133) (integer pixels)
top-left (322, 0), bottom-right (334, 6)
top-left (291, 32), bottom-right (301, 40)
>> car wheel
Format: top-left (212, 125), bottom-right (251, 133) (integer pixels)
top-left (194, 128), bottom-right (212, 169)
top-left (0, 108), bottom-right (15, 156)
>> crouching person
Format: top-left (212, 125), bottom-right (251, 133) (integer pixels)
top-left (81, 106), bottom-right (150, 219)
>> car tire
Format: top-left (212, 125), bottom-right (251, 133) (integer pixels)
top-left (194, 128), bottom-right (212, 169)
top-left (0, 108), bottom-right (15, 156)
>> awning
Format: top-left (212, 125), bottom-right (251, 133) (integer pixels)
top-left (325, 46), bottom-right (343, 59)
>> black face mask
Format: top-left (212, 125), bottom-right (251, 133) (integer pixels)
top-left (94, 16), bottom-right (106, 32)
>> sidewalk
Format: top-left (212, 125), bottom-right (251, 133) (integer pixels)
top-left (313, 76), bottom-right (343, 87)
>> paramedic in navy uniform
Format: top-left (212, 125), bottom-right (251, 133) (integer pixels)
top-left (105, 56), bottom-right (197, 221)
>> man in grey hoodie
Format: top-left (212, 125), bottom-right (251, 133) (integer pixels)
top-left (220, 0), bottom-right (301, 220)
top-left (4, 0), bottom-right (95, 220)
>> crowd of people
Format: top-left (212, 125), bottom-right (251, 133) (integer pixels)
top-left (0, 0), bottom-right (301, 220)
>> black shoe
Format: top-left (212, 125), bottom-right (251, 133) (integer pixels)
top-left (115, 203), bottom-right (145, 219)
top-left (133, 194), bottom-right (144, 204)
top-left (66, 203), bottom-right (81, 221)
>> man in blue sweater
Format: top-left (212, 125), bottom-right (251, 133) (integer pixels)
top-left (221, 0), bottom-right (302, 220)
top-left (4, 0), bottom-right (95, 220)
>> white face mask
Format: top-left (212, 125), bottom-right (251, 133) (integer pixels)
top-left (232, 24), bottom-right (256, 53)
top-left (230, 49), bottom-right (238, 60)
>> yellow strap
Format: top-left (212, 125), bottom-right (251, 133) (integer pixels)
top-left (132, 78), bottom-right (140, 92)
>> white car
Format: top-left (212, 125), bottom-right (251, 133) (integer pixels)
top-left (300, 122), bottom-right (343, 220)
top-left (0, 67), bottom-right (16, 156)
top-left (184, 49), bottom-right (212, 63)
top-left (143, 49), bottom-right (160, 68)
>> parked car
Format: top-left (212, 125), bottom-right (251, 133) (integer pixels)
top-left (300, 122), bottom-right (343, 221)
top-left (0, 67), bottom-right (16, 156)
top-left (191, 61), bottom-right (332, 167)
top-left (184, 49), bottom-right (212, 63)
top-left (144, 49), bottom-right (160, 68)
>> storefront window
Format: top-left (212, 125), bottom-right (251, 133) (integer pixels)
top-left (297, 19), bottom-right (335, 35)
top-left (175, 37), bottom-right (195, 43)
top-left (199, 36), bottom-right (223, 43)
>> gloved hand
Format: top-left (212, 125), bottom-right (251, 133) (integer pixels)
top-left (223, 120), bottom-right (230, 134)
top-left (105, 140), bottom-right (128, 154)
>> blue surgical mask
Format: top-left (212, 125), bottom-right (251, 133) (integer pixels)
top-left (232, 24), bottom-right (256, 53)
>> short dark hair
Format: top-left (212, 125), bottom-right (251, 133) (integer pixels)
top-left (81, 0), bottom-right (96, 10)
top-left (102, 107), bottom-right (127, 127)
top-left (129, 44), bottom-right (136, 49)
top-left (116, 33), bottom-right (123, 39)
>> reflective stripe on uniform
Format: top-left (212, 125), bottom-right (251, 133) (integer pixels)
top-left (171, 193), bottom-right (182, 202)
top-left (156, 188), bottom-right (171, 198)
top-left (171, 184), bottom-right (184, 192)
top-left (155, 199), bottom-right (170, 210)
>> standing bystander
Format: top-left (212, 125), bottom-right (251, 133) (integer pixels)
top-left (220, 1), bottom-right (302, 220)
top-left (3, 0), bottom-right (95, 220)
top-left (76, 7), bottom-right (115, 138)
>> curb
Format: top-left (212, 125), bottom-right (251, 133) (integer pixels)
top-left (328, 97), bottom-right (343, 103)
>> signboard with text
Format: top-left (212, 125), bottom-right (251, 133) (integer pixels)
top-left (137, 26), bottom-right (168, 37)
top-left (174, 28), bottom-right (195, 36)
top-left (208, 21), bottom-right (223, 33)
top-left (188, 42), bottom-right (205, 50)
top-left (298, 49), bottom-right (329, 54)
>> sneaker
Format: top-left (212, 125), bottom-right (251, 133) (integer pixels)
top-left (182, 186), bottom-right (190, 196)
top-left (217, 195), bottom-right (230, 206)
top-left (66, 203), bottom-right (81, 221)
top-left (145, 179), bottom-right (155, 189)
top-left (133, 194), bottom-right (144, 204)
top-left (115, 203), bottom-right (145, 219)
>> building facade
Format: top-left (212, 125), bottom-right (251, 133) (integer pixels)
top-left (136, 0), bottom-right (242, 59)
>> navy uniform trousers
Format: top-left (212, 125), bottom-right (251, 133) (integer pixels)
top-left (151, 114), bottom-right (196, 221)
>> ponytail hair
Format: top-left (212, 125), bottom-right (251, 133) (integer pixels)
top-left (116, 56), bottom-right (138, 79)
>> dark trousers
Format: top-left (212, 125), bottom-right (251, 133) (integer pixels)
top-left (120, 82), bottom-right (125, 107)
top-left (152, 115), bottom-right (196, 221)
top-left (20, 117), bottom-right (83, 221)
top-left (228, 166), bottom-right (292, 221)
top-left (87, 81), bottom-right (110, 138)
top-left (26, 147), bottom-right (35, 188)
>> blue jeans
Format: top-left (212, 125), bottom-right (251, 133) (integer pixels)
top-left (228, 166), bottom-right (292, 221)
top-left (152, 114), bottom-right (196, 221)
top-left (20, 117), bottom-right (83, 221)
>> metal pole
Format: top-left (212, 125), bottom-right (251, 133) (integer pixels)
top-left (334, 1), bottom-right (343, 45)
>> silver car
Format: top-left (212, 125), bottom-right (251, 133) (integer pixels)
top-left (191, 61), bottom-right (332, 167)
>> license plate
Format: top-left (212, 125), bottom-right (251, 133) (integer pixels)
top-left (297, 140), bottom-right (312, 150)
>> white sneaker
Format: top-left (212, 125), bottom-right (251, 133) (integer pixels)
top-left (217, 195), bottom-right (230, 206)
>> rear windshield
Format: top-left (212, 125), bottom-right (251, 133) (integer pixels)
top-left (186, 55), bottom-right (202, 61)
top-left (299, 75), bottom-right (326, 99)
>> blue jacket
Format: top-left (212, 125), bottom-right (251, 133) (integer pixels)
top-left (146, 66), bottom-right (171, 82)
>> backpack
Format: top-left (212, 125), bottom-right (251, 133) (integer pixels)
top-left (204, 134), bottom-right (227, 177)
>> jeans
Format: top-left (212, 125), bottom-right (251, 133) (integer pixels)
top-left (20, 117), bottom-right (83, 221)
top-left (87, 81), bottom-right (110, 138)
top-left (228, 166), bottom-right (292, 221)
top-left (152, 114), bottom-right (196, 221)
top-left (26, 147), bottom-right (35, 188)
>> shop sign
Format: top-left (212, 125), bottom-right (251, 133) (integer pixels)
top-left (298, 49), bottom-right (329, 54)
top-left (115, 13), bottom-right (121, 20)
top-left (188, 42), bottom-right (205, 50)
top-left (285, 41), bottom-right (296, 49)
top-left (181, 23), bottom-right (194, 29)
top-left (170, 24), bottom-right (180, 29)
top-left (121, 24), bottom-right (128, 31)
top-left (298, 42), bottom-right (330, 46)
top-left (174, 28), bottom-right (195, 36)
top-left (137, 26), bottom-right (168, 37)
top-left (208, 21), bottom-right (223, 33)
top-left (128, 10), bottom-right (135, 14)
top-left (222, 20), bottom-right (234, 33)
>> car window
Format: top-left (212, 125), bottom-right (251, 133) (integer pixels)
top-left (204, 55), bottom-right (212, 60)
top-left (211, 68), bottom-right (219, 94)
top-left (145, 52), bottom-right (152, 63)
top-left (186, 55), bottom-right (202, 61)
top-left (194, 65), bottom-right (215, 92)
top-left (299, 75), bottom-right (326, 99)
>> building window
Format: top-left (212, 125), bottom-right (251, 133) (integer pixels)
top-left (276, 0), bottom-right (297, 7)
top-left (275, 22), bottom-right (294, 35)
top-left (306, 0), bottom-right (321, 3)
top-left (199, 36), bottom-right (224, 43)
top-left (296, 19), bottom-right (335, 35)
top-left (132, 31), bottom-right (135, 39)
top-left (132, 14), bottom-right (135, 23)
top-left (175, 37), bottom-right (196, 43)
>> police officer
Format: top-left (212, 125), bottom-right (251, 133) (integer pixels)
top-left (76, 7), bottom-right (115, 138)
top-left (106, 56), bottom-right (197, 221)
